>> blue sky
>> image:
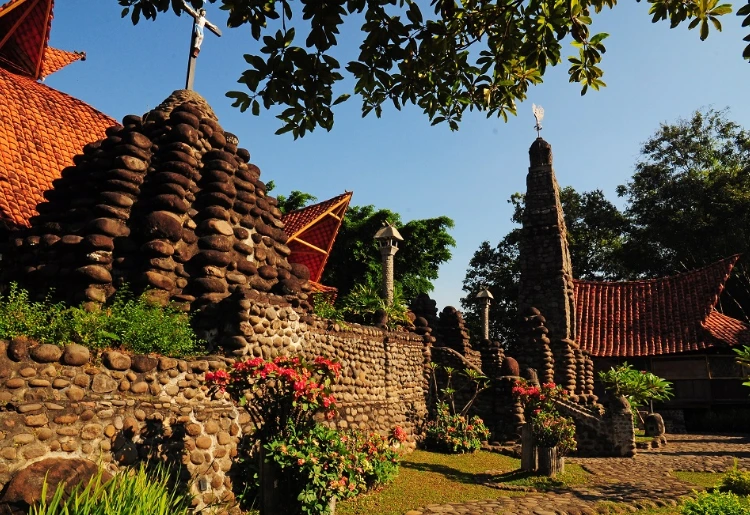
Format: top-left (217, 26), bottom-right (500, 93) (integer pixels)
top-left (46, 2), bottom-right (750, 311)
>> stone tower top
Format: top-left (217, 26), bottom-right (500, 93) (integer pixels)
top-left (529, 137), bottom-right (552, 167)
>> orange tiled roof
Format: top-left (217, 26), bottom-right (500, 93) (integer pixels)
top-left (0, 68), bottom-right (115, 228)
top-left (40, 46), bottom-right (84, 78)
top-left (282, 192), bottom-right (352, 283)
top-left (0, 0), bottom-right (117, 229)
top-left (0, 0), bottom-right (53, 79)
top-left (573, 255), bottom-right (750, 357)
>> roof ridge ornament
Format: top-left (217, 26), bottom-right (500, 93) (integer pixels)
top-left (532, 103), bottom-right (544, 138)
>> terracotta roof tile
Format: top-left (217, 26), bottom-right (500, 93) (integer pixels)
top-left (574, 255), bottom-right (747, 357)
top-left (0, 67), bottom-right (116, 228)
top-left (40, 47), bottom-right (84, 77)
top-left (282, 192), bottom-right (352, 282)
top-left (0, 0), bottom-right (54, 79)
top-left (282, 192), bottom-right (352, 238)
top-left (0, 0), bottom-right (117, 229)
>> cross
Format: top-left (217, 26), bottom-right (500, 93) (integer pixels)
top-left (182, 1), bottom-right (222, 90)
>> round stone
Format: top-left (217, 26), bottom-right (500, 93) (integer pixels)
top-left (29, 344), bottom-right (62, 363)
top-left (103, 351), bottom-right (131, 371)
top-left (62, 344), bottom-right (90, 366)
top-left (131, 355), bottom-right (158, 373)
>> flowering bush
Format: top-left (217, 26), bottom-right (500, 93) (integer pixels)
top-left (530, 411), bottom-right (577, 453)
top-left (423, 401), bottom-right (490, 453)
top-left (265, 422), bottom-right (402, 514)
top-left (512, 379), bottom-right (578, 455)
top-left (511, 379), bottom-right (569, 418)
top-left (206, 355), bottom-right (340, 440)
top-left (207, 356), bottom-right (403, 514)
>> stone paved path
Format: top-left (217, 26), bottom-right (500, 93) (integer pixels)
top-left (404, 434), bottom-right (750, 515)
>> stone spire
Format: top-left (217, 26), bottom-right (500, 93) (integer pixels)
top-left (518, 137), bottom-right (576, 342)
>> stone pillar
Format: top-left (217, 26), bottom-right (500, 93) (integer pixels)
top-left (374, 223), bottom-right (404, 307)
top-left (379, 244), bottom-right (398, 306)
top-left (518, 137), bottom-right (576, 343)
top-left (482, 299), bottom-right (490, 340)
top-left (475, 288), bottom-right (494, 341)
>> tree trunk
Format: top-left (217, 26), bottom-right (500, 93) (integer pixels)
top-left (537, 446), bottom-right (564, 476)
top-left (521, 423), bottom-right (537, 472)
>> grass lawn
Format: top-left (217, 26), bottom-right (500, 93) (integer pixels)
top-left (337, 450), bottom-right (588, 515)
top-left (252, 452), bottom-right (731, 515)
top-left (671, 470), bottom-right (725, 489)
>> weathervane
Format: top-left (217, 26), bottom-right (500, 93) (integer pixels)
top-left (532, 103), bottom-right (544, 137)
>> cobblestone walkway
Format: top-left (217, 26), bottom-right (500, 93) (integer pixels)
top-left (404, 434), bottom-right (750, 515)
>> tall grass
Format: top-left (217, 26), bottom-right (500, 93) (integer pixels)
top-left (30, 463), bottom-right (191, 515)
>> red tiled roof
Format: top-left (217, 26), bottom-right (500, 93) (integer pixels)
top-left (282, 192), bottom-right (352, 283)
top-left (0, 0), bottom-right (117, 229)
top-left (574, 255), bottom-right (750, 357)
top-left (40, 46), bottom-right (84, 78)
top-left (0, 0), bottom-right (53, 79)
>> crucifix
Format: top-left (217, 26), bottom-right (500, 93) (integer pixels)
top-left (182, 1), bottom-right (222, 90)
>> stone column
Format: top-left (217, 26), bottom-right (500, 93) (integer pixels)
top-left (374, 223), bottom-right (404, 306)
top-left (474, 288), bottom-right (494, 341)
top-left (379, 244), bottom-right (398, 306)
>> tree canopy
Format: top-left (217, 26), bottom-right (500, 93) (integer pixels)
top-left (462, 108), bottom-right (750, 344)
top-left (119, 0), bottom-right (749, 138)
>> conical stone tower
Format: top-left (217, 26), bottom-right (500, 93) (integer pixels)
top-left (6, 90), bottom-right (312, 313)
top-left (518, 137), bottom-right (576, 343)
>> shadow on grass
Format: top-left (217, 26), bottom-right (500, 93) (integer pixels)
top-left (399, 461), bottom-right (483, 486)
top-left (487, 469), bottom-right (567, 490)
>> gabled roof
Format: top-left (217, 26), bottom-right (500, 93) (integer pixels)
top-left (0, 0), bottom-right (116, 229)
top-left (0, 0), bottom-right (54, 79)
top-left (574, 255), bottom-right (750, 357)
top-left (282, 192), bottom-right (352, 283)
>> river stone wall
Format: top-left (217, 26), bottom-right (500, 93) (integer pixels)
top-left (0, 314), bottom-right (427, 513)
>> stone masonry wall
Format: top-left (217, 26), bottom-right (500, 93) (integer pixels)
top-left (219, 289), bottom-right (430, 435)
top-left (0, 309), bottom-right (427, 513)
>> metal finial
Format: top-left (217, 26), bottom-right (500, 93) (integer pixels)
top-left (532, 104), bottom-right (544, 137)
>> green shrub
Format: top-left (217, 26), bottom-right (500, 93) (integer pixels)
top-left (424, 365), bottom-right (491, 454)
top-left (423, 400), bottom-right (490, 453)
top-left (339, 282), bottom-right (410, 328)
top-left (719, 460), bottom-right (750, 496)
top-left (265, 422), bottom-right (402, 514)
top-left (31, 463), bottom-right (191, 515)
top-left (681, 491), bottom-right (750, 515)
top-left (311, 293), bottom-right (347, 325)
top-left (0, 284), bottom-right (202, 357)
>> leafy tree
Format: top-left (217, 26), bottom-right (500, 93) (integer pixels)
top-left (461, 187), bottom-right (627, 344)
top-left (266, 181), bottom-right (318, 214)
top-left (323, 204), bottom-right (455, 302)
top-left (616, 108), bottom-right (750, 319)
top-left (118, 0), bottom-right (749, 138)
top-left (597, 362), bottom-right (674, 422)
